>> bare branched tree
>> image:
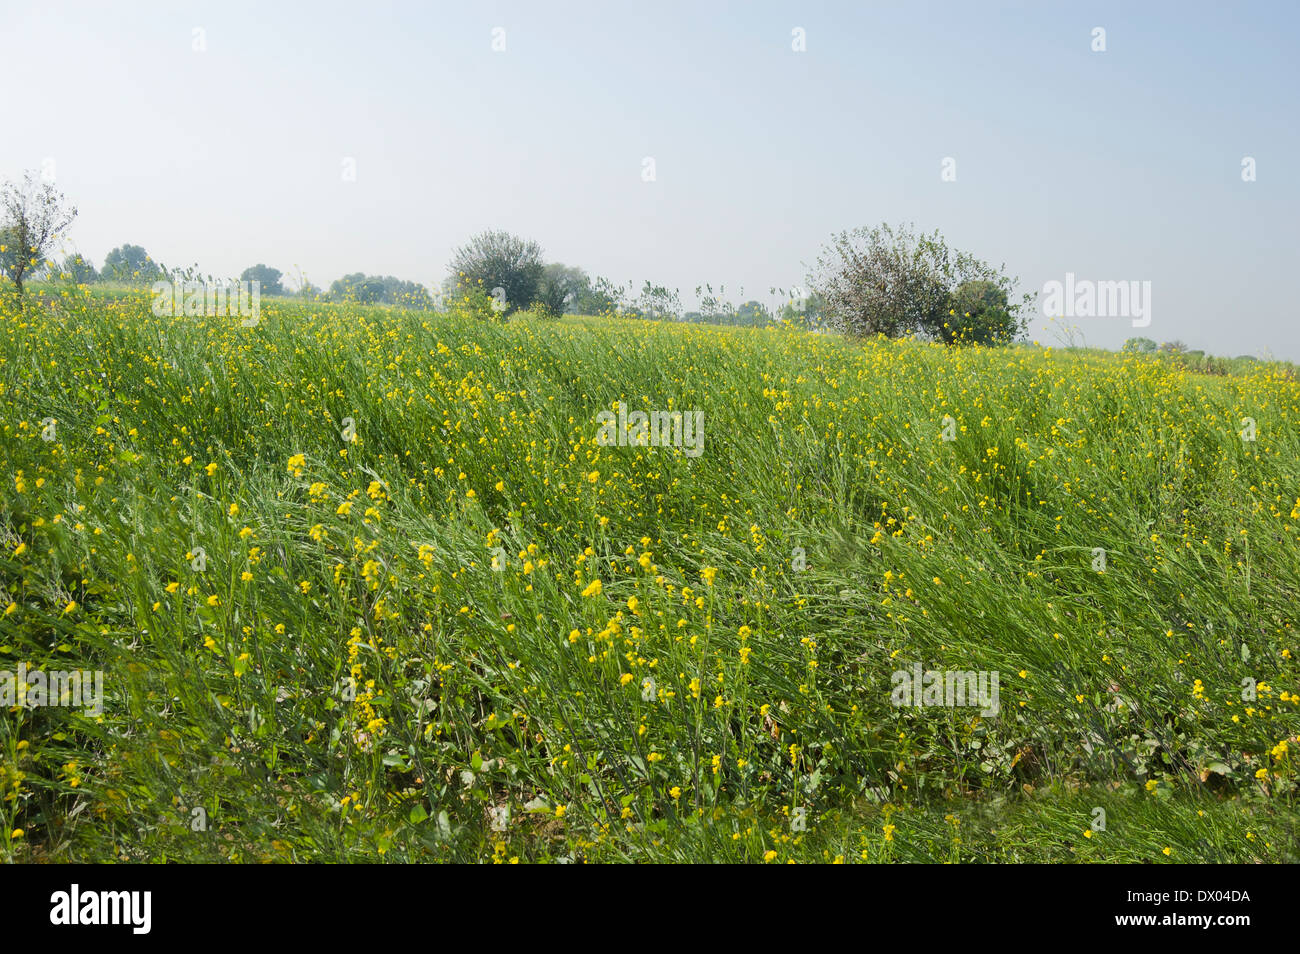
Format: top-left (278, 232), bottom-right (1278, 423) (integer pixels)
top-left (0, 171), bottom-right (78, 299)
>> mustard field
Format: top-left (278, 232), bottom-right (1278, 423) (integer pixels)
top-left (2, 289), bottom-right (1298, 861)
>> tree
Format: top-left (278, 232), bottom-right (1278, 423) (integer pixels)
top-left (354, 278), bottom-right (386, 304)
top-left (0, 171), bottom-right (78, 298)
top-left (380, 276), bottom-right (432, 309)
top-left (573, 275), bottom-right (622, 316)
top-left (940, 279), bottom-right (1019, 345)
top-left (812, 224), bottom-right (945, 337)
top-left (775, 288), bottom-right (827, 329)
top-left (536, 263), bottom-right (590, 315)
top-left (326, 272), bottom-right (431, 307)
top-left (239, 264), bottom-right (284, 295)
top-left (694, 284), bottom-right (738, 325)
top-left (736, 300), bottom-right (772, 326)
top-left (102, 244), bottom-right (164, 284)
top-left (447, 230), bottom-right (544, 315)
top-left (1123, 337), bottom-right (1157, 354)
top-left (633, 281), bottom-right (681, 320)
top-left (328, 273), bottom-right (360, 301)
top-left (328, 273), bottom-right (387, 304)
top-left (57, 253), bottom-right (98, 284)
top-left (812, 222), bottom-right (1031, 344)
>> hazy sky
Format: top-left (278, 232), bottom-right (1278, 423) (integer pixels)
top-left (3, 1), bottom-right (1297, 357)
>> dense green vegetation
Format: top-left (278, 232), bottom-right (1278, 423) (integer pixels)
top-left (2, 289), bottom-right (1297, 861)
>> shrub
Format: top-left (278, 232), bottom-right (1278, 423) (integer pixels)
top-left (518, 300), bottom-right (561, 320)
top-left (447, 281), bottom-right (505, 322)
